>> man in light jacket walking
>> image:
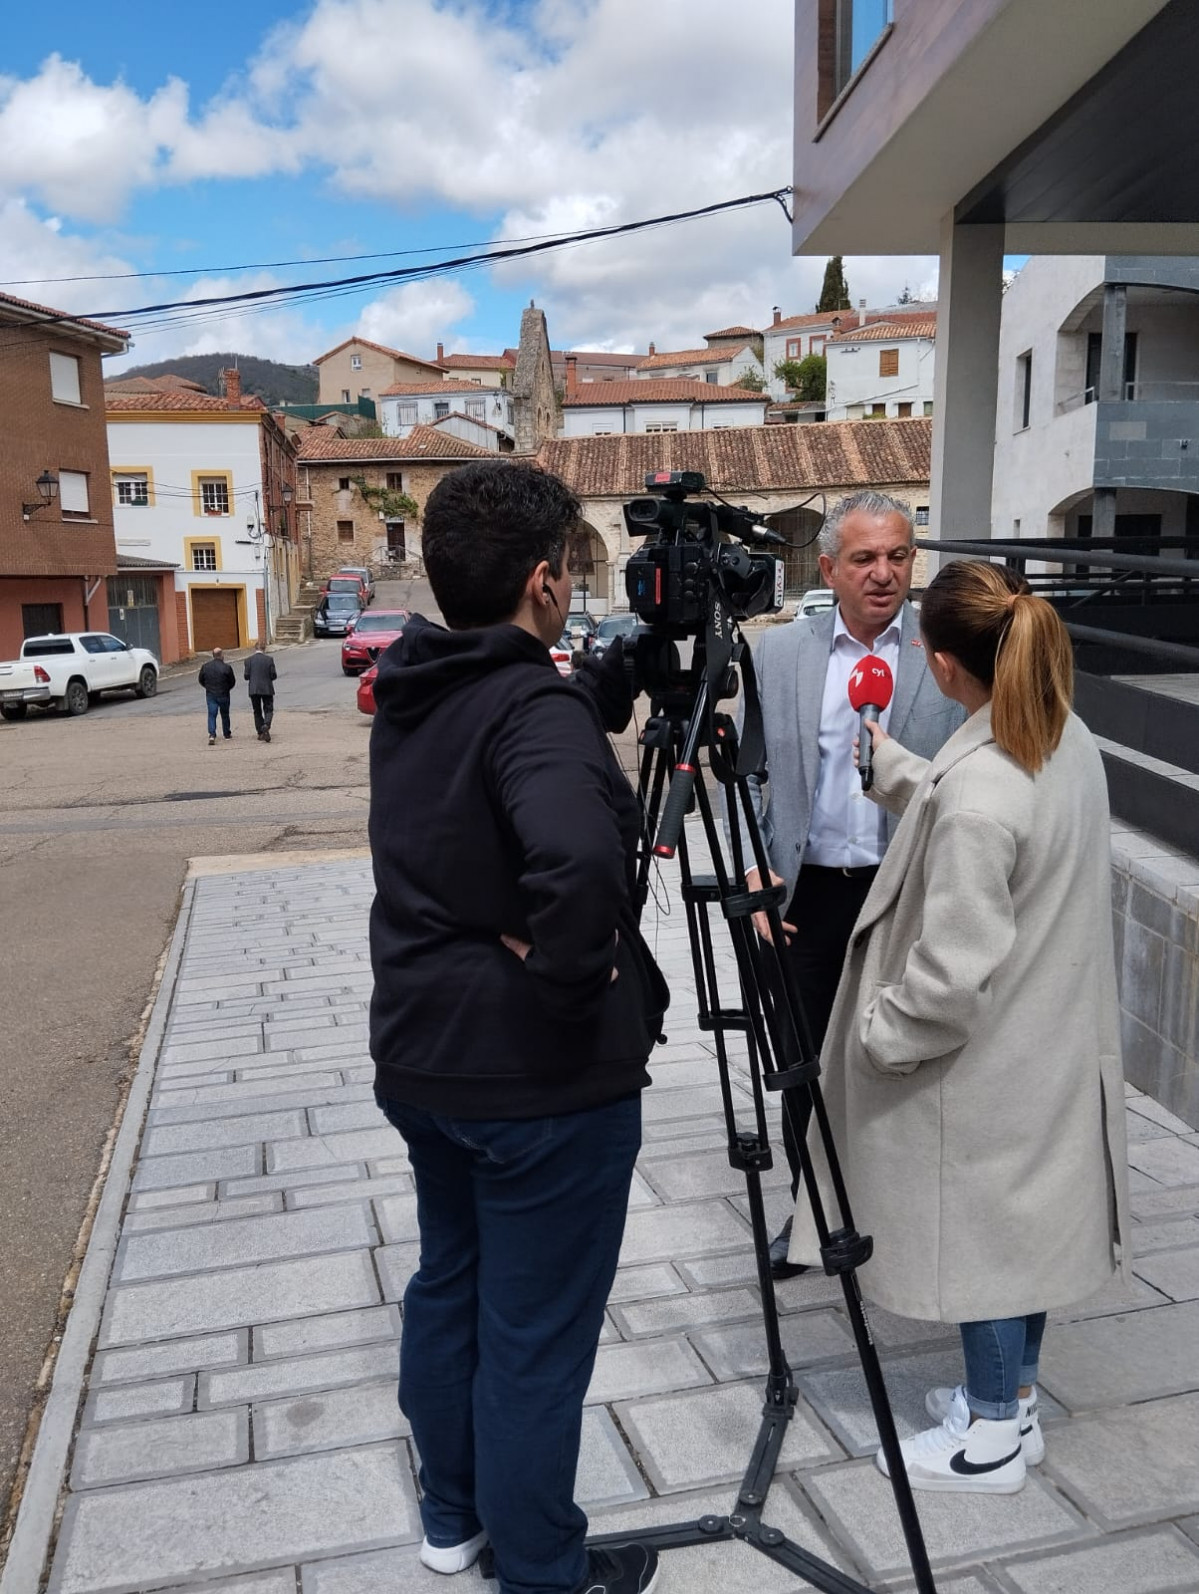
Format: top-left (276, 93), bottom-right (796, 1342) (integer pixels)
top-left (244, 641), bottom-right (278, 742)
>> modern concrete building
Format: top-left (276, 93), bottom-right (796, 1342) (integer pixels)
top-left (994, 255), bottom-right (1199, 545)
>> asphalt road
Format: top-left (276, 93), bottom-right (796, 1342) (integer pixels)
top-left (0, 577), bottom-right (435, 1547)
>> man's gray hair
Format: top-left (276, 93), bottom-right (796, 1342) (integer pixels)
top-left (818, 491), bottom-right (915, 559)
top-left (212, 647), bottom-right (224, 657)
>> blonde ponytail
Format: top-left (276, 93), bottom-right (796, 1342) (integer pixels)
top-left (920, 559), bottom-right (1074, 774)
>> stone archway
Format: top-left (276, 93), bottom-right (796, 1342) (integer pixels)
top-left (769, 505), bottom-right (825, 595)
top-left (568, 522), bottom-right (610, 612)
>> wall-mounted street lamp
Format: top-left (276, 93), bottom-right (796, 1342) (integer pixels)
top-left (22, 469), bottom-right (59, 521)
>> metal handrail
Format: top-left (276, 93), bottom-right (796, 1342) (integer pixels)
top-left (923, 538), bottom-right (1199, 579)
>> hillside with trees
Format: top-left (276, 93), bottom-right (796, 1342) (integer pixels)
top-left (109, 353), bottom-right (318, 407)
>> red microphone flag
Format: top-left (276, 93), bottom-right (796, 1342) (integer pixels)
top-left (847, 656), bottom-right (894, 713)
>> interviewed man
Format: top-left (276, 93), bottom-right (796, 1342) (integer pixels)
top-left (736, 491), bottom-right (964, 1274)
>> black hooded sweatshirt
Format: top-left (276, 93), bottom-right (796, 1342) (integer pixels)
top-left (369, 616), bottom-right (668, 1119)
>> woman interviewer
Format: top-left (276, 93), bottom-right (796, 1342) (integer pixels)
top-left (791, 559), bottom-right (1131, 1494)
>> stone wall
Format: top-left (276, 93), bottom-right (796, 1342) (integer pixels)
top-left (302, 460), bottom-right (473, 583)
top-left (1112, 824), bottom-right (1199, 1127)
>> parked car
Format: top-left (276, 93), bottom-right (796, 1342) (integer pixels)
top-left (313, 593), bottom-right (364, 637)
top-left (357, 664), bottom-right (378, 715)
top-left (794, 588), bottom-right (835, 618)
top-left (563, 612), bottom-right (599, 652)
top-left (341, 609), bottom-right (410, 675)
top-left (323, 574), bottom-right (369, 606)
top-left (0, 632), bottom-right (159, 719)
top-left (336, 565), bottom-right (375, 604)
top-left (590, 613), bottom-right (642, 659)
top-left (549, 634), bottom-right (574, 678)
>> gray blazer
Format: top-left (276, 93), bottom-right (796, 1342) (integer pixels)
top-left (244, 652), bottom-right (277, 696)
top-left (731, 603), bottom-right (965, 903)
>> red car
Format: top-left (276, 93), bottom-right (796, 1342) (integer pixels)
top-left (341, 608), bottom-right (410, 675)
top-left (323, 574), bottom-right (369, 607)
top-left (357, 665), bottom-right (378, 716)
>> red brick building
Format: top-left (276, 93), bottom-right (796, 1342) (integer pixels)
top-left (0, 293), bottom-right (131, 659)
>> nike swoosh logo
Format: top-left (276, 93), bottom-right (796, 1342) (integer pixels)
top-left (949, 1445), bottom-right (1022, 1476)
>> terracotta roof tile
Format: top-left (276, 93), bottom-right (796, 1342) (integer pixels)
top-left (0, 289), bottom-right (130, 342)
top-left (536, 418), bottom-right (931, 498)
top-left (704, 325), bottom-right (760, 339)
top-left (313, 336), bottom-right (442, 369)
top-left (296, 424), bottom-right (493, 461)
top-left (829, 317), bottom-right (936, 343)
top-left (105, 391), bottom-right (267, 413)
top-left (636, 345), bottom-right (750, 371)
top-left (562, 379), bottom-right (769, 407)
top-left (105, 373), bottom-right (209, 394)
top-left (429, 411), bottom-right (507, 436)
top-left (437, 352), bottom-right (516, 370)
top-left (379, 378), bottom-right (504, 397)
top-left (552, 349), bottom-right (640, 367)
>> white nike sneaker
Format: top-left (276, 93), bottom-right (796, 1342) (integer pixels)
top-left (419, 1529), bottom-right (488, 1575)
top-left (926, 1382), bottom-right (1045, 1465)
top-left (877, 1386), bottom-right (1026, 1493)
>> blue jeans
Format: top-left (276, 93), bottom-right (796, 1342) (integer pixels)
top-left (959, 1313), bottom-right (1047, 1420)
top-left (205, 693), bottom-right (231, 737)
top-left (375, 1093), bottom-right (642, 1594)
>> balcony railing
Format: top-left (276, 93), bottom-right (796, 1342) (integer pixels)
top-left (1058, 380), bottom-right (1199, 413)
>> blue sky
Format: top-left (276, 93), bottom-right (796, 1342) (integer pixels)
top-left (1, 1), bottom-right (947, 371)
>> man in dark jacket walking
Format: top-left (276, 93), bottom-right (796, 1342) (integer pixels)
top-left (243, 641), bottom-right (277, 742)
top-left (369, 460), bottom-right (665, 1594)
top-left (197, 648), bottom-right (236, 744)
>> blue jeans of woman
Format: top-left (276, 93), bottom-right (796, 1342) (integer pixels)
top-left (205, 692), bottom-right (231, 737)
top-left (375, 1092), bottom-right (641, 1594)
top-left (959, 1313), bottom-right (1047, 1420)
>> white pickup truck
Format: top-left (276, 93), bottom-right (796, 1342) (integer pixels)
top-left (0, 632), bottom-right (160, 720)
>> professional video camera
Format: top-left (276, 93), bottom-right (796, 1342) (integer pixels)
top-left (623, 471), bottom-right (786, 635)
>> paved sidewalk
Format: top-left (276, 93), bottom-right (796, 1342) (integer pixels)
top-left (7, 851), bottom-right (1199, 1594)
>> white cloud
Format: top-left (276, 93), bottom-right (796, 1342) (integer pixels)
top-left (356, 279), bottom-right (474, 356)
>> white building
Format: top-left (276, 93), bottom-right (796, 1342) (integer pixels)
top-left (825, 316), bottom-right (938, 420)
top-left (635, 342), bottom-right (765, 387)
top-left (993, 254), bottom-right (1199, 545)
top-left (379, 380), bottom-right (515, 442)
top-left (560, 380), bottom-right (770, 437)
top-left (763, 309), bottom-right (854, 399)
top-left (105, 371), bottom-right (299, 653)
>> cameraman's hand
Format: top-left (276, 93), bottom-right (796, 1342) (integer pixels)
top-left (745, 867), bottom-right (795, 946)
top-left (852, 719), bottom-right (889, 769)
top-left (571, 635), bottom-right (634, 734)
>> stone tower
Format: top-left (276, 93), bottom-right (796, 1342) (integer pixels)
top-left (512, 302), bottom-right (558, 455)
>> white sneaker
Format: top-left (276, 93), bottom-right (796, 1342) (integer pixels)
top-left (877, 1386), bottom-right (1026, 1493)
top-left (419, 1529), bottom-right (488, 1574)
top-left (926, 1383), bottom-right (1045, 1465)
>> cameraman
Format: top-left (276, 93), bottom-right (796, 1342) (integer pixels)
top-left (369, 460), bottom-right (666, 1594)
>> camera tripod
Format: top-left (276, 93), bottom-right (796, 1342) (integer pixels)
top-left (587, 623), bottom-right (938, 1594)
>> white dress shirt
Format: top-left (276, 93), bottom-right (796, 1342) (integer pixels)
top-left (803, 608), bottom-right (902, 868)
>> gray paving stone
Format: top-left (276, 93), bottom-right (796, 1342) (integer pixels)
top-left (637, 1129), bottom-right (729, 1159)
top-left (141, 1110), bottom-right (309, 1157)
top-left (575, 1407), bottom-right (649, 1506)
top-left (689, 1309), bottom-right (855, 1381)
top-left (799, 1348), bottom-right (1068, 1458)
top-left (220, 1165), bottom-right (364, 1199)
top-left (645, 1057), bottom-right (726, 1089)
top-left (626, 1169), bottom-right (658, 1208)
top-left (1131, 1183), bottom-right (1199, 1220)
top-left (202, 1342), bottom-right (398, 1407)
top-left (149, 1083), bottom-right (358, 1122)
top-left (375, 1242), bottom-right (421, 1302)
top-left (1181, 1517), bottom-right (1199, 1548)
top-left (49, 1443), bottom-right (418, 1594)
top-left (1134, 1243), bottom-right (1199, 1301)
top-left (641, 1149), bottom-right (789, 1202)
top-left (585, 1337), bottom-right (712, 1405)
top-left (612, 1287), bottom-right (761, 1339)
top-left (133, 1146), bottom-right (260, 1192)
top-left (160, 1035), bottom-right (264, 1065)
top-left (607, 1263), bottom-right (688, 1304)
top-left (256, 1305), bottom-right (399, 1360)
top-left (153, 1573), bottom-right (295, 1594)
top-left (617, 1201), bottom-right (750, 1265)
top-left (856, 1304), bottom-right (959, 1349)
top-left (1128, 1097), bottom-right (1198, 1135)
top-left (85, 1377), bottom-right (194, 1424)
top-left (123, 1194), bottom-right (283, 1232)
top-left (997, 1526), bottom-right (1199, 1593)
top-left (71, 1409), bottom-right (247, 1488)
top-left (1128, 1136), bottom-right (1199, 1185)
top-left (641, 1086), bottom-right (731, 1123)
top-left (1130, 1217), bottom-right (1199, 1254)
top-left (92, 1331), bottom-right (247, 1386)
top-left (373, 1193), bottom-right (418, 1245)
top-left (803, 1461), bottom-right (1091, 1580)
top-left (309, 1100), bottom-right (387, 1134)
top-left (127, 1182), bottom-right (215, 1210)
top-left (1124, 1109), bottom-right (1177, 1142)
top-left (267, 1127), bottom-right (400, 1171)
top-left (301, 1546), bottom-right (476, 1594)
top-left (114, 1205), bottom-right (377, 1283)
top-left (1041, 1392), bottom-right (1199, 1529)
top-left (287, 1173), bottom-right (412, 1209)
top-left (99, 1250), bottom-right (380, 1346)
top-left (618, 1381), bottom-right (840, 1493)
top-left (253, 1378), bottom-right (407, 1458)
top-left (1050, 1273), bottom-right (1167, 1322)
top-left (1038, 1300), bottom-right (1199, 1409)
top-left (587, 1477), bottom-right (851, 1592)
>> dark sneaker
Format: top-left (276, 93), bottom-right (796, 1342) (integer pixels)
top-left (769, 1215), bottom-right (808, 1280)
top-left (575, 1543), bottom-right (659, 1594)
top-left (263, 729), bottom-right (271, 743)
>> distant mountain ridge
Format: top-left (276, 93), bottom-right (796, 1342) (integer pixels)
top-left (108, 353), bottom-right (318, 408)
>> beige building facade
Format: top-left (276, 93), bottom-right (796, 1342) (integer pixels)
top-left (314, 338), bottom-right (444, 409)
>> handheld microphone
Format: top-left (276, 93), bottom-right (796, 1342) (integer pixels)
top-left (847, 656), bottom-right (894, 792)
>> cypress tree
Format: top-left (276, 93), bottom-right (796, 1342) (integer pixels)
top-left (816, 256), bottom-right (852, 313)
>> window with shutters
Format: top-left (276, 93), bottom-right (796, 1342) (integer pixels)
top-left (879, 348), bottom-right (899, 378)
top-left (59, 470), bottom-right (90, 517)
top-left (386, 473), bottom-right (404, 491)
top-left (49, 352), bottom-right (83, 405)
top-left (396, 403), bottom-right (417, 426)
top-left (338, 520), bottom-right (355, 542)
top-left (434, 402), bottom-right (450, 419)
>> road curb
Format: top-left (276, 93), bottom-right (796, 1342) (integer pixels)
top-left (0, 881), bottom-right (197, 1594)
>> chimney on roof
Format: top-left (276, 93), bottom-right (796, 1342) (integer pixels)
top-left (437, 342), bottom-right (444, 362)
top-left (858, 298), bottom-right (867, 328)
top-left (772, 307), bottom-right (781, 326)
top-left (565, 354), bottom-right (578, 395)
top-left (221, 367), bottom-right (241, 406)
top-left (648, 342), bottom-right (655, 357)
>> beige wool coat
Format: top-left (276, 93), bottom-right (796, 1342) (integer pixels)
top-left (789, 704), bottom-right (1132, 1323)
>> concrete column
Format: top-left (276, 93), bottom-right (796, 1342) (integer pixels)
top-left (1099, 283), bottom-right (1128, 401)
top-left (1092, 486), bottom-right (1117, 539)
top-left (928, 215), bottom-right (1006, 557)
